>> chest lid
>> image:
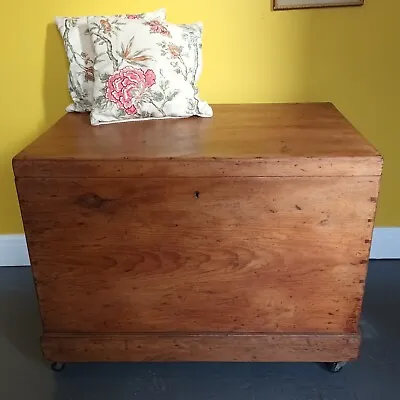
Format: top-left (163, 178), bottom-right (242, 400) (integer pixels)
top-left (13, 103), bottom-right (382, 178)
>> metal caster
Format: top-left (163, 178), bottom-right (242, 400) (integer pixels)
top-left (51, 362), bottom-right (66, 372)
top-left (323, 361), bottom-right (347, 373)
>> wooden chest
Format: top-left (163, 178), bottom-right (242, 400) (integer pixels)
top-left (13, 103), bottom-right (382, 364)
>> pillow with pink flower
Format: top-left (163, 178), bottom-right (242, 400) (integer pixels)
top-left (55, 9), bottom-right (166, 113)
top-left (87, 16), bottom-right (212, 125)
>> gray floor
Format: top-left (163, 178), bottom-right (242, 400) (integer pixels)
top-left (1, 261), bottom-right (400, 400)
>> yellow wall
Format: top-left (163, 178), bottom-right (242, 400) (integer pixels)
top-left (0, 0), bottom-right (399, 233)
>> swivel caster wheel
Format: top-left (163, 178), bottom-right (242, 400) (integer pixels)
top-left (51, 362), bottom-right (66, 372)
top-left (323, 361), bottom-right (347, 373)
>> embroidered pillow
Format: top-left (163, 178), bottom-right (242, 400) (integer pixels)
top-left (87, 17), bottom-right (212, 125)
top-left (55, 9), bottom-right (166, 113)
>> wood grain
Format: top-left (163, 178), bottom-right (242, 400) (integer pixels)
top-left (17, 176), bottom-right (379, 334)
top-left (13, 156), bottom-right (382, 178)
top-left (13, 103), bottom-right (381, 178)
top-left (13, 103), bottom-right (382, 363)
top-left (42, 333), bottom-right (361, 362)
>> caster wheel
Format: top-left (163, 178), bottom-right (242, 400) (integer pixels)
top-left (323, 361), bottom-right (347, 373)
top-left (51, 362), bottom-right (66, 372)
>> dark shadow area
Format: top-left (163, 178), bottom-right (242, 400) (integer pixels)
top-left (1, 261), bottom-right (400, 400)
top-left (0, 267), bottom-right (42, 362)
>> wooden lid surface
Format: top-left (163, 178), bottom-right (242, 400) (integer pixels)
top-left (13, 103), bottom-right (382, 178)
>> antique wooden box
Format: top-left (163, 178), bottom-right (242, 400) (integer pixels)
top-left (13, 103), bottom-right (382, 365)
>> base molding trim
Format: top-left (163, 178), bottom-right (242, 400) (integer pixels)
top-left (42, 333), bottom-right (360, 363)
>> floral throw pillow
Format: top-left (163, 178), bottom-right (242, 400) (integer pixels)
top-left (87, 17), bottom-right (212, 125)
top-left (55, 9), bottom-right (166, 113)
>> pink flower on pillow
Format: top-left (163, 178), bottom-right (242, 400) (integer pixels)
top-left (145, 20), bottom-right (171, 37)
top-left (126, 14), bottom-right (143, 19)
top-left (106, 67), bottom-right (156, 115)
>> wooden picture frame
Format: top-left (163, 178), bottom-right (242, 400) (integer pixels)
top-left (273, 0), bottom-right (364, 10)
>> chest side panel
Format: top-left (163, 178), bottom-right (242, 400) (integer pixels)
top-left (17, 176), bottom-right (379, 334)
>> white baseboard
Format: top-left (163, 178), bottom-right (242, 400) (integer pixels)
top-left (0, 228), bottom-right (399, 266)
top-left (0, 234), bottom-right (30, 266)
top-left (370, 228), bottom-right (400, 259)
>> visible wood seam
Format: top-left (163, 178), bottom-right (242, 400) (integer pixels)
top-left (16, 175), bottom-right (382, 179)
top-left (44, 332), bottom-right (360, 338)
